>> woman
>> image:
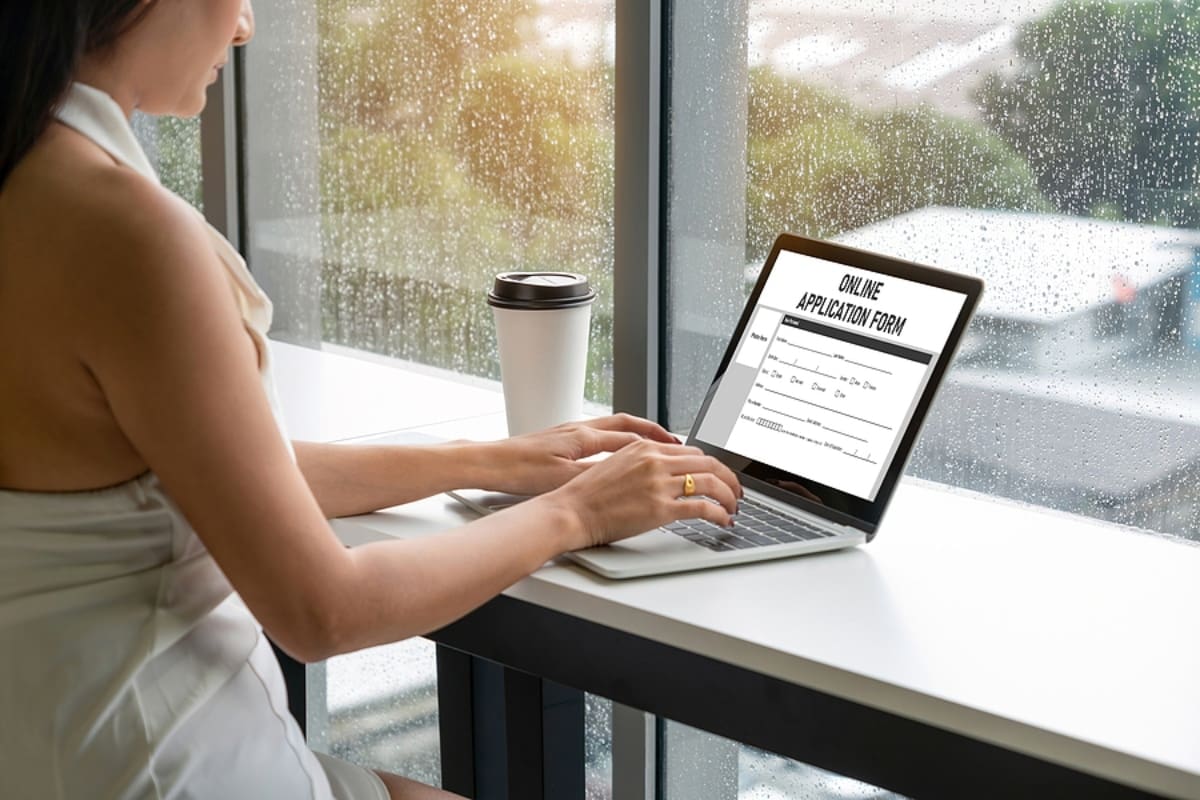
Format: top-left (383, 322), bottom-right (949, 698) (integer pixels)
top-left (0, 1), bottom-right (741, 798)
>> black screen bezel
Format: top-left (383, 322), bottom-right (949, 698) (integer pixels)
top-left (685, 232), bottom-right (984, 539)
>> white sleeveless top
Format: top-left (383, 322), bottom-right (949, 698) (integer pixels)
top-left (0, 84), bottom-right (342, 799)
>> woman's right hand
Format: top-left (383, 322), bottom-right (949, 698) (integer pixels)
top-left (542, 439), bottom-right (743, 550)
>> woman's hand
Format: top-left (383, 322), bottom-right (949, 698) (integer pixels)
top-left (539, 438), bottom-right (743, 550)
top-left (477, 413), bottom-right (679, 496)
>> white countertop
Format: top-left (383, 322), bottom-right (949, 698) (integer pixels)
top-left (273, 340), bottom-right (1200, 799)
top-left (272, 341), bottom-right (505, 442)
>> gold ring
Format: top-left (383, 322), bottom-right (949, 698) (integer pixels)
top-left (682, 473), bottom-right (696, 497)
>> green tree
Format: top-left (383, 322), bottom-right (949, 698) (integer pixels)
top-left (313, 0), bottom-right (619, 402)
top-left (747, 72), bottom-right (878, 255)
top-left (745, 69), bottom-right (1049, 261)
top-left (747, 68), bottom-right (858, 141)
top-left (747, 117), bottom-right (882, 256)
top-left (978, 0), bottom-right (1200, 225)
top-left (318, 0), bottom-right (533, 133)
top-left (456, 57), bottom-right (612, 228)
top-left (316, 0), bottom-right (612, 232)
top-left (867, 108), bottom-right (1052, 220)
top-left (316, 0), bottom-right (537, 213)
top-left (144, 115), bottom-right (202, 210)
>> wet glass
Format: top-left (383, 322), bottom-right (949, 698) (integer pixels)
top-left (133, 114), bottom-right (202, 210)
top-left (306, 639), bottom-right (442, 785)
top-left (246, 0), bottom-right (617, 405)
top-left (242, 0), bottom-right (618, 786)
top-left (662, 720), bottom-right (907, 800)
top-left (303, 639), bottom-right (613, 796)
top-left (665, 0), bottom-right (1200, 543)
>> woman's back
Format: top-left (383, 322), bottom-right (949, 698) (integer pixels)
top-left (0, 100), bottom-right (166, 492)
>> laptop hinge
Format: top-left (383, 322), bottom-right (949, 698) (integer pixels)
top-left (740, 481), bottom-right (873, 537)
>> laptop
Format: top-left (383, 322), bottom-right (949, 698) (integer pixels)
top-left (458, 233), bottom-right (982, 578)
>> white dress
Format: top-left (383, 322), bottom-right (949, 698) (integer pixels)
top-left (0, 84), bottom-right (387, 800)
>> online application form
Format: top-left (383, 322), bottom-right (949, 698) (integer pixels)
top-left (695, 250), bottom-right (968, 501)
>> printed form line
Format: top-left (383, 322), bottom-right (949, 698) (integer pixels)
top-left (824, 426), bottom-right (868, 444)
top-left (794, 365), bottom-right (840, 380)
top-left (776, 339), bottom-right (831, 358)
top-left (762, 387), bottom-right (893, 430)
top-left (844, 358), bottom-right (892, 375)
top-left (762, 407), bottom-right (870, 444)
top-left (778, 338), bottom-right (893, 376)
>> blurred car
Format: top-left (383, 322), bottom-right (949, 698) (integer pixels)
top-left (834, 206), bottom-right (1200, 373)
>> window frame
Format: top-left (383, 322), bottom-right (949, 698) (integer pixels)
top-left (612, 0), bottom-right (667, 421)
top-left (199, 49), bottom-right (245, 250)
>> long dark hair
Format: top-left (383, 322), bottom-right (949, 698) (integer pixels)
top-left (0, 1), bottom-right (150, 190)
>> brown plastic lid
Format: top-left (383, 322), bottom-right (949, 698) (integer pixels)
top-left (487, 272), bottom-right (595, 310)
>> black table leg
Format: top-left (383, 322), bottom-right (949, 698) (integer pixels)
top-left (437, 645), bottom-right (585, 800)
top-left (270, 636), bottom-right (307, 735)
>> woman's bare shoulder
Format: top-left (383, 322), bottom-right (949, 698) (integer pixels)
top-left (0, 124), bottom-right (246, 489)
top-left (5, 123), bottom-right (218, 305)
top-left (0, 122), bottom-right (244, 383)
top-left (21, 125), bottom-right (200, 252)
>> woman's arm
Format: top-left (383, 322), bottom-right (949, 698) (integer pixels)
top-left (74, 175), bottom-right (739, 664)
top-left (293, 440), bottom-right (493, 518)
top-left (295, 415), bottom-right (680, 518)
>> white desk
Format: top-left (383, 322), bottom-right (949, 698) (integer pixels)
top-left (274, 341), bottom-right (1200, 799)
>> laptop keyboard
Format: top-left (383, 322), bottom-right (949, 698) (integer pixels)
top-left (661, 496), bottom-right (836, 552)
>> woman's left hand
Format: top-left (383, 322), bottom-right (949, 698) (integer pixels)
top-left (478, 414), bottom-right (680, 496)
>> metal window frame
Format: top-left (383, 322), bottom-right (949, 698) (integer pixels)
top-left (199, 48), bottom-right (246, 253)
top-left (610, 2), bottom-right (671, 795)
top-left (613, 0), bottom-right (667, 422)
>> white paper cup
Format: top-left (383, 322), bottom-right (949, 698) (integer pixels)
top-left (488, 272), bottom-right (595, 436)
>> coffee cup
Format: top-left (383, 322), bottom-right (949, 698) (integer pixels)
top-left (488, 272), bottom-right (596, 436)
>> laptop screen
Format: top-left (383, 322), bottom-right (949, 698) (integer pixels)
top-left (689, 235), bottom-right (980, 533)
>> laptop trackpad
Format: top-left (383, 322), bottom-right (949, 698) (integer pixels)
top-left (600, 528), bottom-right (705, 555)
top-left (565, 528), bottom-right (732, 578)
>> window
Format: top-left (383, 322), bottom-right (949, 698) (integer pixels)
top-left (306, 639), bottom-right (442, 785)
top-left (664, 0), bottom-right (1200, 542)
top-left (663, 0), bottom-right (1198, 790)
top-left (245, 0), bottom-right (618, 405)
top-left (226, 0), bottom-right (1197, 796)
top-left (304, 641), bottom-right (614, 798)
top-left (132, 114), bottom-right (202, 209)
top-left (242, 0), bottom-right (618, 788)
top-left (662, 720), bottom-right (906, 800)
